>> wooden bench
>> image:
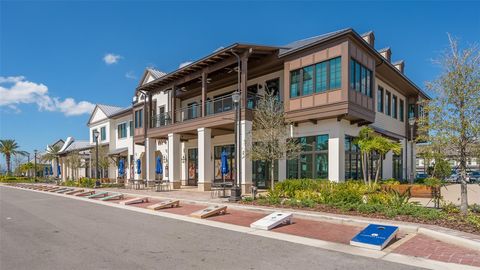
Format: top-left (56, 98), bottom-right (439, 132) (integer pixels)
top-left (147, 200), bottom-right (180, 210)
top-left (119, 197), bottom-right (149, 205)
top-left (190, 205), bottom-right (227, 219)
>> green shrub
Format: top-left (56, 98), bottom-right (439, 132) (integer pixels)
top-left (466, 213), bottom-right (480, 230)
top-left (78, 178), bottom-right (95, 188)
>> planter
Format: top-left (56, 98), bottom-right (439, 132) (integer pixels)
top-left (383, 184), bottom-right (433, 198)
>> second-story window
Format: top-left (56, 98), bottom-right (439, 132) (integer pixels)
top-left (290, 70), bottom-right (301, 98)
top-left (385, 91), bottom-right (391, 116)
top-left (377, 86), bottom-right (384, 113)
top-left (100, 126), bottom-right (106, 141)
top-left (134, 109), bottom-right (143, 128)
top-left (399, 99), bottom-right (404, 122)
top-left (289, 57), bottom-right (342, 98)
top-left (302, 66), bottom-right (314, 95)
top-left (118, 123), bottom-right (127, 139)
top-left (129, 121), bottom-right (133, 136)
top-left (350, 58), bottom-right (373, 97)
top-left (392, 95), bottom-right (398, 119)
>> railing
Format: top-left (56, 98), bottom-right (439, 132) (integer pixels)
top-left (150, 92), bottom-right (268, 129)
top-left (175, 103), bottom-right (202, 123)
top-left (151, 111), bottom-right (172, 128)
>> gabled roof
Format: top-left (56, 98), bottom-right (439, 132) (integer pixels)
top-left (87, 104), bottom-right (129, 125)
top-left (279, 28), bottom-right (350, 56)
top-left (138, 68), bottom-right (167, 87)
top-left (59, 137), bottom-right (92, 154)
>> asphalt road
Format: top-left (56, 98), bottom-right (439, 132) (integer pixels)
top-left (0, 187), bottom-right (421, 270)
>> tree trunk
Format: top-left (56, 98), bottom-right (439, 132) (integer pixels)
top-left (270, 161), bottom-right (275, 191)
top-left (459, 100), bottom-right (468, 214)
top-left (374, 156), bottom-right (382, 184)
top-left (6, 154), bottom-right (11, 175)
top-left (360, 152), bottom-right (367, 185)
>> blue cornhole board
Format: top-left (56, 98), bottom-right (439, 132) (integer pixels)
top-left (350, 224), bottom-right (399, 250)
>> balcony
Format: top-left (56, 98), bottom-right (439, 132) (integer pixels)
top-left (151, 92), bottom-right (262, 129)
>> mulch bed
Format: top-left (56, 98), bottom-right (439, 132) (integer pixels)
top-left (239, 201), bottom-right (480, 235)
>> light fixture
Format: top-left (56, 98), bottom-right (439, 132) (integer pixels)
top-left (232, 91), bottom-right (240, 104)
top-left (408, 117), bottom-right (416, 126)
top-left (93, 129), bottom-right (100, 140)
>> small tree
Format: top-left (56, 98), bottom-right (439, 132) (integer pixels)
top-left (247, 92), bottom-right (302, 190)
top-left (67, 151), bottom-right (83, 180)
top-left (91, 146), bottom-right (110, 178)
top-left (355, 127), bottom-right (402, 185)
top-left (417, 34), bottom-right (480, 214)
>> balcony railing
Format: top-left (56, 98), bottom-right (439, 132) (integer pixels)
top-left (150, 92), bottom-right (265, 129)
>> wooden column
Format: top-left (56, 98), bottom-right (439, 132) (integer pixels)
top-left (171, 85), bottom-right (176, 123)
top-left (240, 54), bottom-right (248, 110)
top-left (201, 71), bottom-right (207, 117)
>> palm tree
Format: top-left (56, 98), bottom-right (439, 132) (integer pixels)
top-left (42, 144), bottom-right (62, 177)
top-left (0, 139), bottom-right (28, 175)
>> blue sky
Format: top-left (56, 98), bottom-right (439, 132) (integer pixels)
top-left (1, 1), bottom-right (479, 165)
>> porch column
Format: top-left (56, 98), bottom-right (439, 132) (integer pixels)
top-left (145, 138), bottom-right (156, 182)
top-left (240, 55), bottom-right (248, 109)
top-left (61, 158), bottom-right (67, 181)
top-left (168, 133), bottom-right (181, 189)
top-left (328, 125), bottom-right (345, 182)
top-left (240, 120), bottom-right (252, 194)
top-left (197, 127), bottom-right (212, 191)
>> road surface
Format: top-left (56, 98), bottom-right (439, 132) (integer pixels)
top-left (0, 187), bottom-right (421, 270)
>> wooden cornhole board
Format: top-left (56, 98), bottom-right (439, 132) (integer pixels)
top-left (147, 200), bottom-right (180, 210)
top-left (57, 188), bottom-right (74, 194)
top-left (250, 212), bottom-right (293, 230)
top-left (75, 191), bottom-right (95, 197)
top-left (51, 187), bottom-right (69, 193)
top-left (119, 197), bottom-right (149, 205)
top-left (190, 205), bottom-right (227, 219)
top-left (47, 187), bottom-right (62, 192)
top-left (86, 191), bottom-right (109, 199)
top-left (66, 189), bottom-right (84, 195)
top-left (100, 193), bottom-right (124, 201)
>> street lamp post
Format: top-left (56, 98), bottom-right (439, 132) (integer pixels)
top-left (229, 91), bottom-right (242, 202)
top-left (408, 117), bottom-right (416, 184)
top-left (34, 150), bottom-right (38, 182)
top-left (93, 129), bottom-right (100, 188)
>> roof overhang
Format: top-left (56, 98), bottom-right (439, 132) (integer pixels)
top-left (136, 43), bottom-right (280, 94)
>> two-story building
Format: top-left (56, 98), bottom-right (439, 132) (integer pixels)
top-left (132, 28), bottom-right (429, 193)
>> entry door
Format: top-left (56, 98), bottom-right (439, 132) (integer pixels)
top-left (187, 148), bottom-right (198, 186)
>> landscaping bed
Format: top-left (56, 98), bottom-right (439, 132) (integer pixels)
top-left (240, 179), bottom-right (480, 235)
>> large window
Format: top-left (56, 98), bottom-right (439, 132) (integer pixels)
top-left (345, 135), bottom-right (383, 180)
top-left (134, 109), bottom-right (143, 128)
top-left (290, 70), bottom-right (301, 98)
top-left (287, 135), bottom-right (328, 179)
top-left (393, 150), bottom-right (403, 180)
top-left (377, 86), bottom-right (384, 112)
top-left (392, 95), bottom-right (398, 119)
top-left (129, 121), bottom-right (133, 137)
top-left (345, 135), bottom-right (361, 180)
top-left (350, 58), bottom-right (373, 97)
top-left (100, 126), bottom-right (106, 141)
top-left (399, 99), bottom-right (404, 122)
top-left (118, 123), bottom-right (127, 139)
top-left (385, 91), bottom-right (391, 116)
top-left (289, 57), bottom-right (341, 98)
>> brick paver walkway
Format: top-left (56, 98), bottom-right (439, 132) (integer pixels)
top-left (394, 234), bottom-right (480, 267)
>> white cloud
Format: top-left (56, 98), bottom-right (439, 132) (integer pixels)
top-left (179, 61), bottom-right (192, 68)
top-left (103, 53), bottom-right (122, 65)
top-left (0, 76), bottom-right (95, 116)
top-left (125, 71), bottom-right (137, 80)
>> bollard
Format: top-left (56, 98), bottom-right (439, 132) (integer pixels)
top-left (251, 185), bottom-right (257, 200)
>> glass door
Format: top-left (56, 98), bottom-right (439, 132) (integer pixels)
top-left (187, 148), bottom-right (198, 186)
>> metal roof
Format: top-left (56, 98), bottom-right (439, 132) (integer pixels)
top-left (278, 28), bottom-right (351, 57)
top-left (146, 68), bottom-right (166, 79)
top-left (97, 104), bottom-right (126, 117)
top-left (59, 137), bottom-right (92, 154)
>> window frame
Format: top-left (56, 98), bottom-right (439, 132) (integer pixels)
top-left (385, 91), bottom-right (391, 116)
top-left (117, 122), bottom-right (127, 139)
top-left (377, 86), bottom-right (384, 113)
top-left (287, 135), bottom-right (329, 179)
top-left (392, 95), bottom-right (398, 119)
